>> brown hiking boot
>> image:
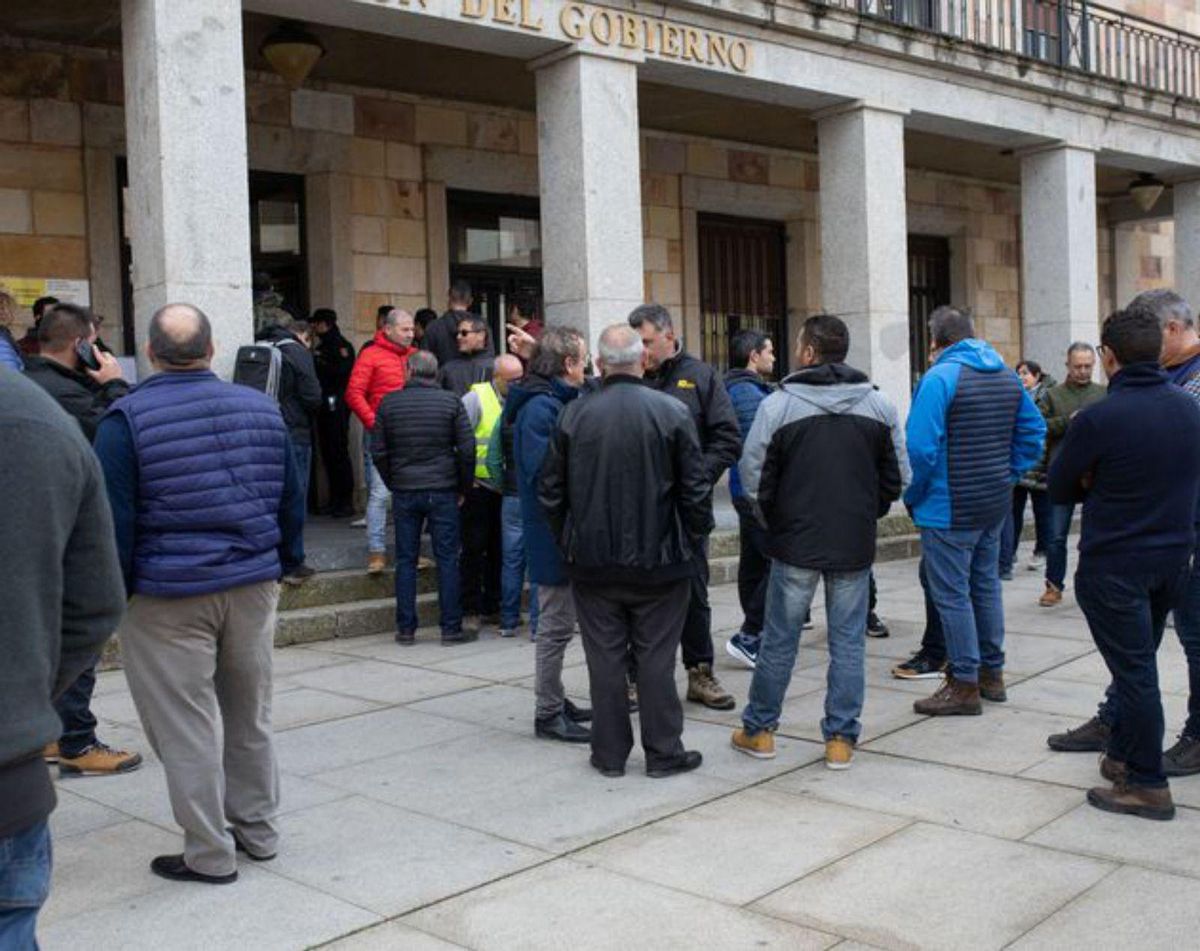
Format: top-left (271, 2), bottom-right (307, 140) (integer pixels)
top-left (979, 668), bottom-right (1007, 702)
top-left (731, 728), bottom-right (776, 760)
top-left (366, 552), bottom-right (386, 574)
top-left (1087, 782), bottom-right (1175, 821)
top-left (913, 675), bottom-right (983, 716)
top-left (1099, 755), bottom-right (1127, 784)
top-left (1047, 716), bottom-right (1110, 752)
top-left (687, 664), bottom-right (736, 710)
top-left (58, 742), bottom-right (143, 776)
top-left (1038, 582), bottom-right (1063, 607)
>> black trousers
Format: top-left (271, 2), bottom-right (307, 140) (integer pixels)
top-left (573, 578), bottom-right (690, 770)
top-left (681, 536), bottom-right (714, 668)
top-left (918, 555), bottom-right (946, 660)
top-left (733, 499), bottom-right (769, 637)
top-left (460, 485), bottom-right (501, 615)
top-left (316, 400), bottom-right (354, 513)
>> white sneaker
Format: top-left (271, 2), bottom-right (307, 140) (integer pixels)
top-left (350, 517), bottom-right (366, 528)
top-left (1026, 553), bottom-right (1045, 571)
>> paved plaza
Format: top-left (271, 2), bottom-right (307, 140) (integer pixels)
top-left (41, 550), bottom-right (1200, 950)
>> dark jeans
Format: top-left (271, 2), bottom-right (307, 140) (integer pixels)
top-left (460, 486), bottom-right (501, 616)
top-left (919, 556), bottom-right (946, 662)
top-left (1076, 566), bottom-right (1185, 788)
top-left (1044, 502), bottom-right (1076, 590)
top-left (316, 400), bottom-right (354, 513)
top-left (394, 490), bottom-right (462, 635)
top-left (282, 441), bottom-right (312, 571)
top-left (1000, 485), bottom-right (1049, 574)
top-left (54, 660), bottom-right (99, 757)
top-left (681, 536), bottom-right (714, 668)
top-left (733, 499), bottom-right (769, 638)
top-left (0, 820), bottom-right (51, 950)
top-left (573, 578), bottom-right (690, 770)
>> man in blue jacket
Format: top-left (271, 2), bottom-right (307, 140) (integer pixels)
top-left (723, 329), bottom-right (775, 668)
top-left (905, 306), bottom-right (1045, 716)
top-left (1049, 306), bottom-right (1200, 820)
top-left (94, 303), bottom-right (304, 884)
top-left (508, 326), bottom-right (592, 743)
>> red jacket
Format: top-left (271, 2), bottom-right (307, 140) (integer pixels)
top-left (345, 330), bottom-right (414, 429)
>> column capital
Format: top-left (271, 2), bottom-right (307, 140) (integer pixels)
top-left (527, 44), bottom-right (644, 73)
top-left (812, 99), bottom-right (909, 123)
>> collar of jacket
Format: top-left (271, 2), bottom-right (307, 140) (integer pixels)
top-left (1164, 342), bottom-right (1200, 370)
top-left (723, 367), bottom-right (769, 389)
top-left (653, 340), bottom-right (687, 377)
top-left (780, 362), bottom-right (870, 387)
top-left (601, 373), bottom-right (650, 388)
top-left (1107, 362), bottom-right (1168, 390)
top-left (26, 353), bottom-right (92, 385)
top-left (371, 330), bottom-right (415, 358)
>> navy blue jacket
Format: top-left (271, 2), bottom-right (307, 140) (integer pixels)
top-left (508, 374), bottom-right (582, 586)
top-left (94, 370), bottom-right (304, 598)
top-left (1049, 362), bottom-right (1200, 576)
top-left (724, 368), bottom-right (772, 500)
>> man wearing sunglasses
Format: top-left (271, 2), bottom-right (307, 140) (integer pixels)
top-left (442, 314), bottom-right (495, 398)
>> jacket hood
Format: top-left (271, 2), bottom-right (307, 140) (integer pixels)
top-left (935, 338), bottom-right (1007, 373)
top-left (503, 373), bottom-right (578, 422)
top-left (723, 367), bottom-right (769, 389)
top-left (370, 329), bottom-right (415, 358)
top-left (778, 362), bottom-right (874, 415)
top-left (256, 324), bottom-right (300, 345)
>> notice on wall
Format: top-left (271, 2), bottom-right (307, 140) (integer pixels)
top-left (0, 277), bottom-right (91, 309)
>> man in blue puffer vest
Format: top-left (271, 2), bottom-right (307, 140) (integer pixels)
top-left (905, 306), bottom-right (1045, 716)
top-left (94, 303), bottom-right (304, 885)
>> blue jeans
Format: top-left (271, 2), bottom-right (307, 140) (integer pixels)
top-left (1044, 502), bottom-right (1076, 590)
top-left (394, 490), bottom-right (462, 635)
top-left (1077, 566), bottom-right (1185, 788)
top-left (921, 524), bottom-right (1005, 683)
top-left (282, 442), bottom-right (311, 571)
top-left (500, 495), bottom-right (538, 633)
top-left (0, 820), bottom-right (51, 950)
top-left (54, 660), bottom-right (98, 757)
top-left (364, 442), bottom-right (390, 555)
top-left (743, 561), bottom-right (871, 742)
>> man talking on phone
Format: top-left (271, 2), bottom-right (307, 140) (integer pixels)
top-left (23, 302), bottom-right (143, 778)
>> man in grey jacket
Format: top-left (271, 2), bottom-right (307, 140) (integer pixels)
top-left (0, 371), bottom-right (126, 946)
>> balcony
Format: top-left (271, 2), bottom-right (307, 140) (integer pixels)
top-left (824, 0), bottom-right (1200, 101)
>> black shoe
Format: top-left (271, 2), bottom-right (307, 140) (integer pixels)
top-left (647, 750), bottom-right (702, 778)
top-left (535, 712), bottom-right (591, 743)
top-left (230, 831), bottom-right (276, 862)
top-left (563, 698), bottom-right (593, 723)
top-left (590, 755), bottom-right (624, 778)
top-left (1164, 733), bottom-right (1200, 776)
top-left (281, 564), bottom-right (316, 586)
top-left (441, 630), bottom-right (478, 645)
top-left (866, 612), bottom-right (889, 638)
top-left (1047, 716), bottom-right (1111, 752)
top-left (395, 630), bottom-right (415, 645)
top-left (891, 650), bottom-right (946, 680)
top-left (150, 854), bottom-right (237, 885)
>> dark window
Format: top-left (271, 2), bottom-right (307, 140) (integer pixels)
top-left (697, 214), bottom-right (787, 375)
top-left (908, 234), bottom-right (952, 389)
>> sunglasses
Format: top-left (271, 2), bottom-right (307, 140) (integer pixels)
top-left (457, 328), bottom-right (483, 337)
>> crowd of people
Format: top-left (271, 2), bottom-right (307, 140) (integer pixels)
top-left (4, 279), bottom-right (1200, 943)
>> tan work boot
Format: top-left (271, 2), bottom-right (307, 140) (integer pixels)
top-left (1087, 781), bottom-right (1175, 821)
top-left (366, 552), bottom-right (386, 574)
top-left (43, 742), bottom-right (60, 764)
top-left (731, 728), bottom-right (776, 759)
top-left (687, 664), bottom-right (736, 710)
top-left (58, 742), bottom-right (143, 776)
top-left (825, 736), bottom-right (855, 770)
top-left (979, 668), bottom-right (1007, 702)
top-left (1038, 581), bottom-right (1063, 607)
top-left (913, 674), bottom-right (983, 716)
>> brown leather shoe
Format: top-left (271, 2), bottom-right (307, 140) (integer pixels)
top-left (1099, 754), bottom-right (1127, 784)
top-left (1038, 582), bottom-right (1063, 607)
top-left (1087, 782), bottom-right (1175, 821)
top-left (979, 668), bottom-right (1007, 702)
top-left (913, 675), bottom-right (983, 716)
top-left (366, 552), bottom-right (386, 574)
top-left (59, 742), bottom-right (143, 776)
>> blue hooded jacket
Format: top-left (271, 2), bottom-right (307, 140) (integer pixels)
top-left (904, 338), bottom-right (1045, 530)
top-left (507, 374), bottom-right (582, 586)
top-left (724, 368), bottom-right (772, 500)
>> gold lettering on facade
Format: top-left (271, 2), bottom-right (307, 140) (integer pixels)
top-left (560, 3), bottom-right (586, 39)
top-left (682, 28), bottom-right (703, 62)
top-left (590, 8), bottom-right (614, 44)
top-left (618, 13), bottom-right (639, 49)
top-left (494, 0), bottom-right (518, 23)
top-left (709, 35), bottom-right (729, 68)
top-left (728, 39), bottom-right (750, 72)
top-left (460, 0), bottom-right (488, 18)
top-left (662, 24), bottom-right (682, 57)
top-left (519, 0), bottom-right (542, 29)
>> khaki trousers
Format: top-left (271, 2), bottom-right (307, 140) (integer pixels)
top-left (120, 580), bottom-right (280, 876)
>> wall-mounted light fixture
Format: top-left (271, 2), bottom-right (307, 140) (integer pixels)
top-left (261, 21), bottom-right (324, 89)
top-left (1129, 172), bottom-right (1166, 213)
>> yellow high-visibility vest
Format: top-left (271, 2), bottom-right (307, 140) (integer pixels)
top-left (470, 382), bottom-right (502, 480)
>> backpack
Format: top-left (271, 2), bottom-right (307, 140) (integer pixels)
top-left (233, 339), bottom-right (301, 400)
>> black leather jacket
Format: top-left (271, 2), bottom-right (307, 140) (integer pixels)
top-left (539, 375), bottom-right (714, 586)
top-left (371, 379), bottom-right (474, 495)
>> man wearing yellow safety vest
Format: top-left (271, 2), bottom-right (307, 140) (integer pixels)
top-left (460, 354), bottom-right (525, 631)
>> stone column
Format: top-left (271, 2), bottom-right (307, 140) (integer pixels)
top-left (1112, 224), bottom-right (1140, 311)
top-left (534, 52), bottom-right (643, 352)
top-left (1020, 145), bottom-right (1099, 366)
top-left (817, 103), bottom-right (911, 414)
top-left (1174, 180), bottom-right (1200, 313)
top-left (121, 0), bottom-right (253, 378)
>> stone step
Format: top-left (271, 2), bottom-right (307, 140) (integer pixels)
top-left (276, 596), bottom-right (405, 647)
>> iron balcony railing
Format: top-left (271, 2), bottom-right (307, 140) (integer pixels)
top-left (833, 0), bottom-right (1200, 100)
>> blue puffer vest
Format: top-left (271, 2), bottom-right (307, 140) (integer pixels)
top-left (109, 370), bottom-right (288, 597)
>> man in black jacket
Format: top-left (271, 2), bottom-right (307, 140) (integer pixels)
top-left (311, 308), bottom-right (356, 518)
top-left (629, 304), bottom-right (741, 711)
top-left (442, 312), bottom-right (495, 397)
top-left (0, 372), bottom-right (126, 944)
top-left (424, 279), bottom-right (474, 369)
top-left (255, 317), bottom-right (323, 584)
top-left (372, 351), bottom-right (476, 644)
top-left (22, 303), bottom-right (142, 780)
top-left (731, 315), bottom-right (905, 769)
top-left (541, 324), bottom-right (713, 779)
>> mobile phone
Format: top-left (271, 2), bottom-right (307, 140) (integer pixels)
top-left (75, 339), bottom-right (101, 372)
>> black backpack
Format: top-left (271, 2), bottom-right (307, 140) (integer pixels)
top-left (232, 339), bottom-right (302, 400)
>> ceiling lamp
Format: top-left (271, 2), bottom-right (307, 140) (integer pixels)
top-left (1129, 172), bottom-right (1166, 213)
top-left (261, 21), bottom-right (324, 89)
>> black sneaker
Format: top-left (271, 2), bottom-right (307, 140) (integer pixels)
top-left (282, 564), bottom-right (316, 586)
top-left (1047, 716), bottom-right (1110, 752)
top-left (395, 630), bottom-right (415, 645)
top-left (150, 854), bottom-right (237, 885)
top-left (646, 750), bottom-right (702, 778)
top-left (1164, 733), bottom-right (1200, 776)
top-left (866, 612), bottom-right (890, 639)
top-left (441, 630), bottom-right (478, 645)
top-left (535, 712), bottom-right (591, 743)
top-left (563, 698), bottom-right (593, 723)
top-left (891, 650), bottom-right (946, 680)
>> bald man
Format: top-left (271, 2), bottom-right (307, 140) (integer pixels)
top-left (94, 303), bottom-right (304, 884)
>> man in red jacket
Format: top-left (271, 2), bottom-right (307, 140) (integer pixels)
top-left (346, 309), bottom-right (416, 572)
